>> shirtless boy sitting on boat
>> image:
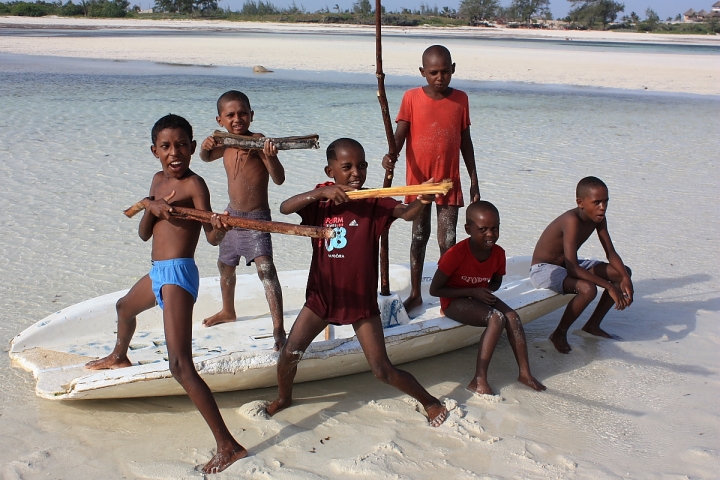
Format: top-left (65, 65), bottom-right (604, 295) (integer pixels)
top-left (531, 176), bottom-right (633, 354)
top-left (266, 138), bottom-right (448, 427)
top-left (86, 114), bottom-right (246, 474)
top-left (430, 200), bottom-right (545, 395)
top-left (199, 90), bottom-right (286, 351)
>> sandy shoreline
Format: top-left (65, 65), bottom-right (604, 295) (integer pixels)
top-left (1, 16), bottom-right (720, 95)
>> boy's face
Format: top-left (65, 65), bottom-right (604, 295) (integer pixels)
top-left (151, 127), bottom-right (196, 178)
top-left (216, 99), bottom-right (253, 135)
top-left (465, 210), bottom-right (500, 251)
top-left (420, 54), bottom-right (455, 94)
top-left (577, 186), bottom-right (609, 223)
top-left (324, 146), bottom-right (367, 189)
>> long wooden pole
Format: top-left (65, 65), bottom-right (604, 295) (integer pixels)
top-left (123, 199), bottom-right (334, 240)
top-left (376, 0), bottom-right (395, 297)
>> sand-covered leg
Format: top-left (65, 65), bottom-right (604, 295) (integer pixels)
top-left (203, 261), bottom-right (238, 327)
top-left (405, 203), bottom-right (432, 313)
top-left (493, 300), bottom-right (546, 391)
top-left (444, 299), bottom-right (505, 395)
top-left (86, 275), bottom-right (156, 370)
top-left (435, 204), bottom-right (458, 256)
top-left (266, 307), bottom-right (327, 416)
top-left (161, 285), bottom-right (246, 474)
top-left (551, 276), bottom-right (599, 353)
top-left (353, 316), bottom-right (448, 427)
top-left (254, 256), bottom-right (286, 351)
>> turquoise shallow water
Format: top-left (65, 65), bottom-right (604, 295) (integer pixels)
top-left (0, 48), bottom-right (719, 477)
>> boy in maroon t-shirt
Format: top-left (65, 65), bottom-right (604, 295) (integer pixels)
top-left (429, 201), bottom-right (545, 396)
top-left (265, 138), bottom-right (448, 427)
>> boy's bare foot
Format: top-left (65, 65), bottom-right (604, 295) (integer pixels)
top-left (201, 445), bottom-right (247, 474)
top-left (549, 331), bottom-right (572, 354)
top-left (85, 354), bottom-right (132, 370)
top-left (581, 325), bottom-right (621, 340)
top-left (518, 374), bottom-right (547, 392)
top-left (403, 294), bottom-right (423, 314)
top-left (425, 403), bottom-right (448, 427)
top-left (265, 397), bottom-right (291, 416)
top-left (467, 378), bottom-right (494, 396)
top-left (203, 310), bottom-right (237, 327)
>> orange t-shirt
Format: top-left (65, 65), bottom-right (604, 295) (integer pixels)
top-left (396, 87), bottom-right (471, 206)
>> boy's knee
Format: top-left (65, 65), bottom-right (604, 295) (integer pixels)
top-left (168, 355), bottom-right (195, 382)
top-left (371, 364), bottom-right (392, 384)
top-left (490, 311), bottom-right (506, 328)
top-left (279, 345), bottom-right (304, 365)
top-left (576, 281), bottom-right (598, 299)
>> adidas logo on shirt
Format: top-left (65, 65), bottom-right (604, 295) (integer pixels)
top-left (349, 220), bottom-right (358, 227)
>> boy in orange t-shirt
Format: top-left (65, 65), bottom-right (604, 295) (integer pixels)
top-left (383, 45), bottom-right (480, 313)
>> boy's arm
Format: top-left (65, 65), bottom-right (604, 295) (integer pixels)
top-left (259, 138), bottom-right (285, 185)
top-left (460, 127), bottom-right (480, 202)
top-left (280, 184), bottom-right (355, 215)
top-left (190, 177), bottom-right (231, 246)
top-left (597, 223), bottom-right (634, 304)
top-left (199, 136), bottom-right (225, 162)
top-left (382, 120), bottom-right (409, 172)
top-left (429, 269), bottom-right (498, 305)
top-left (562, 218), bottom-right (628, 308)
top-left (391, 178), bottom-right (437, 220)
top-left (138, 176), bottom-right (172, 241)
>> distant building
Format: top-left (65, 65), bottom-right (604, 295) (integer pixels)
top-left (684, 4), bottom-right (720, 21)
top-left (139, 9), bottom-right (153, 14)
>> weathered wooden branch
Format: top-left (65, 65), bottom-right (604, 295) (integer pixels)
top-left (213, 131), bottom-right (320, 150)
top-left (346, 181), bottom-right (453, 200)
top-left (123, 199), bottom-right (334, 240)
top-left (376, 0), bottom-right (395, 296)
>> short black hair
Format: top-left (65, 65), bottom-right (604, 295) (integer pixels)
top-left (422, 45), bottom-right (452, 66)
top-left (466, 200), bottom-right (499, 223)
top-left (576, 176), bottom-right (608, 199)
top-left (217, 90), bottom-right (251, 114)
top-left (326, 138), bottom-right (364, 163)
top-left (151, 114), bottom-right (193, 145)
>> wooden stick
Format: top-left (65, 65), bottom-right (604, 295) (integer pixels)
top-left (376, 0), bottom-right (395, 297)
top-left (123, 199), bottom-right (334, 240)
top-left (213, 131), bottom-right (319, 150)
top-left (346, 181), bottom-right (453, 200)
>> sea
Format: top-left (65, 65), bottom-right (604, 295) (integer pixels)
top-left (0, 32), bottom-right (719, 478)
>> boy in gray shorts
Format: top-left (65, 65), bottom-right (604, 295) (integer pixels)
top-left (530, 177), bottom-right (633, 354)
top-left (199, 90), bottom-right (286, 351)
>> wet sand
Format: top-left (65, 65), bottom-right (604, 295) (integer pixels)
top-left (1, 16), bottom-right (719, 95)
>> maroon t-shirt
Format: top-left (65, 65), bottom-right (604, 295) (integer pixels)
top-left (298, 187), bottom-right (400, 325)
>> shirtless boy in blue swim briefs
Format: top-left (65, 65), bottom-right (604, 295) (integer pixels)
top-left (86, 114), bottom-right (246, 474)
top-left (531, 176), bottom-right (634, 354)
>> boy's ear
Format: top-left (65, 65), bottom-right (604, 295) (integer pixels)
top-left (576, 197), bottom-right (583, 208)
top-left (250, 110), bottom-right (254, 122)
top-left (216, 115), bottom-right (222, 126)
top-left (190, 140), bottom-right (197, 155)
top-left (451, 63), bottom-right (456, 73)
top-left (419, 66), bottom-right (425, 77)
top-left (464, 223), bottom-right (471, 236)
top-left (324, 165), bottom-right (334, 179)
top-left (150, 144), bottom-right (159, 158)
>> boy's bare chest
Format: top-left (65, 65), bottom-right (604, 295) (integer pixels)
top-left (223, 150), bottom-right (268, 183)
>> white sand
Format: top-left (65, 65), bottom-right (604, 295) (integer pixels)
top-left (1, 16), bottom-right (719, 480)
top-left (1, 16), bottom-right (720, 95)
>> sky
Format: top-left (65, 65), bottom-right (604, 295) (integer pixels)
top-left (203, 0), bottom-right (710, 21)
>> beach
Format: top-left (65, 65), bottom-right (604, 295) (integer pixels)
top-left (1, 17), bottom-right (719, 479)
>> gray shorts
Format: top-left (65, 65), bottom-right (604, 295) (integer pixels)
top-left (218, 207), bottom-right (273, 267)
top-left (529, 259), bottom-right (603, 294)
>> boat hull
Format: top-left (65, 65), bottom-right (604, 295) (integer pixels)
top-left (9, 257), bottom-right (570, 400)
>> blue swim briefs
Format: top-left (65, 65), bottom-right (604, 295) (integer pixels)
top-left (149, 258), bottom-right (200, 310)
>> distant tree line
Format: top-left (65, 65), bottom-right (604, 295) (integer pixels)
top-left (0, 0), bottom-right (129, 17)
top-left (2, 0), bottom-right (717, 33)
